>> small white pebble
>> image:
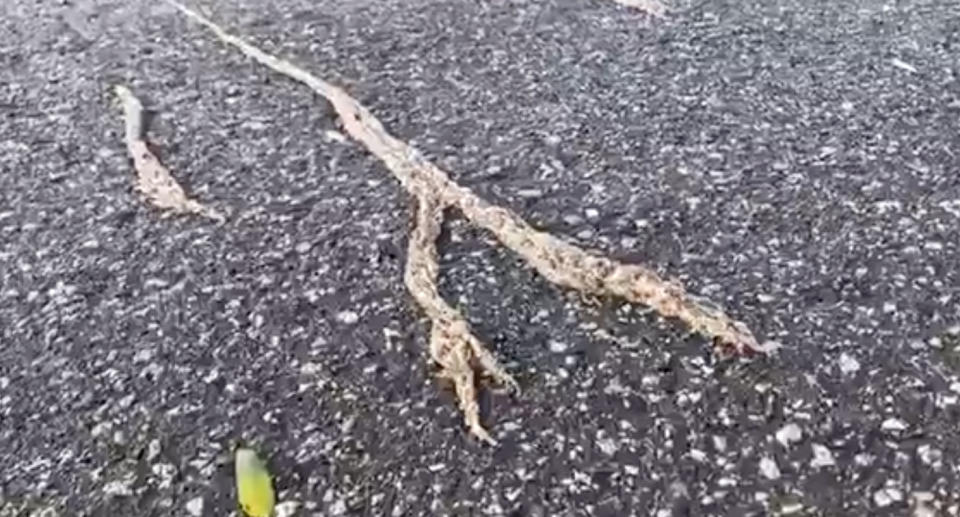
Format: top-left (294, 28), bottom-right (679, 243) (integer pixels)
top-left (891, 58), bottom-right (917, 73)
top-left (597, 437), bottom-right (619, 456)
top-left (712, 435), bottom-right (727, 452)
top-left (881, 418), bottom-right (908, 432)
top-left (548, 340), bottom-right (569, 353)
top-left (102, 479), bottom-right (133, 497)
top-left (716, 477), bottom-right (737, 487)
top-left (324, 130), bottom-right (347, 143)
top-left (336, 310), bottom-right (359, 325)
top-left (689, 449), bottom-right (707, 462)
top-left (186, 496), bottom-right (204, 516)
top-left (810, 443), bottom-right (836, 468)
top-left (838, 353), bottom-right (860, 375)
top-left (759, 457), bottom-right (781, 480)
top-left (517, 188), bottom-right (542, 198)
top-left (776, 423), bottom-right (803, 447)
top-left (917, 444), bottom-right (942, 466)
top-left (275, 501), bottom-right (301, 517)
top-left (329, 498), bottom-right (347, 516)
top-left (874, 487), bottom-right (903, 507)
top-left (151, 463), bottom-right (176, 489)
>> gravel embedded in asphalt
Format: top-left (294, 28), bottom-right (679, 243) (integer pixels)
top-left (2, 0), bottom-right (960, 515)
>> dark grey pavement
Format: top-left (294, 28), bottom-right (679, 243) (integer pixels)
top-left (2, 0), bottom-right (960, 515)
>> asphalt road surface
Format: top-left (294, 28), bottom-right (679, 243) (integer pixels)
top-left (2, 0), bottom-right (960, 515)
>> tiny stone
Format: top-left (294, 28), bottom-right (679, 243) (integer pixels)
top-left (759, 457), bottom-right (780, 480)
top-left (689, 449), bottom-right (707, 462)
top-left (151, 463), bottom-right (176, 489)
top-left (712, 435), bottom-right (727, 452)
top-left (891, 58), bottom-right (917, 73)
top-left (517, 189), bottom-right (542, 198)
top-left (324, 130), bottom-right (347, 143)
top-left (917, 444), bottom-right (942, 466)
top-left (597, 437), bottom-right (619, 456)
top-left (186, 496), bottom-right (204, 516)
top-left (548, 341), bottom-right (569, 353)
top-left (810, 444), bottom-right (835, 468)
top-left (881, 418), bottom-right (908, 432)
top-left (329, 499), bottom-right (347, 516)
top-left (295, 242), bottom-right (312, 254)
top-left (276, 501), bottom-right (301, 517)
top-left (838, 353), bottom-right (860, 375)
top-left (874, 487), bottom-right (903, 507)
top-left (336, 310), bottom-right (359, 325)
top-left (776, 423), bottom-right (803, 447)
top-left (584, 208), bottom-right (599, 219)
top-left (716, 477), bottom-right (736, 487)
top-left (102, 479), bottom-right (133, 497)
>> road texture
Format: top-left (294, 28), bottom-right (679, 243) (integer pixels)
top-left (2, 0), bottom-right (959, 515)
